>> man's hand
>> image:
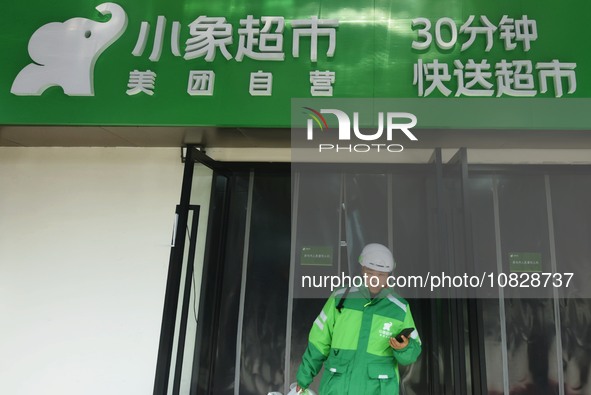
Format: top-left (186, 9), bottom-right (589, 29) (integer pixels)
top-left (390, 335), bottom-right (409, 350)
top-left (295, 384), bottom-right (304, 394)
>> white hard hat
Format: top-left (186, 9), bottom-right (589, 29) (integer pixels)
top-left (359, 243), bottom-right (395, 272)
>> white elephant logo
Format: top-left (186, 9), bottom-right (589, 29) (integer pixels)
top-left (11, 2), bottom-right (128, 96)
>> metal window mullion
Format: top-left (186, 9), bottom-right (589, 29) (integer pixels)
top-left (284, 171), bottom-right (300, 394)
top-left (388, 173), bottom-right (394, 262)
top-left (544, 175), bottom-right (565, 395)
top-left (233, 171), bottom-right (255, 395)
top-left (338, 173), bottom-right (344, 274)
top-left (492, 176), bottom-right (510, 395)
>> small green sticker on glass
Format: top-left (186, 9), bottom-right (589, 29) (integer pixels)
top-left (301, 246), bottom-right (333, 266)
top-left (509, 252), bottom-right (542, 272)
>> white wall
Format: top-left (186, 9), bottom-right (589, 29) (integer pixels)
top-left (0, 148), bottom-right (184, 395)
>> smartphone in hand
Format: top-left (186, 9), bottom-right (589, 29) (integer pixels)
top-left (394, 327), bottom-right (414, 342)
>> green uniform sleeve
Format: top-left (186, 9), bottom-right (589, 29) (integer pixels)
top-left (296, 296), bottom-right (336, 389)
top-left (393, 304), bottom-right (422, 366)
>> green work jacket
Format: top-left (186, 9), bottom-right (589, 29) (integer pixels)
top-left (296, 286), bottom-right (421, 395)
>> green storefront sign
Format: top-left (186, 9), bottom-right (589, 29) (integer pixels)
top-left (2, 0), bottom-right (590, 127)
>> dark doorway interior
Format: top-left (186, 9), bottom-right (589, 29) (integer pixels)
top-left (156, 148), bottom-right (591, 395)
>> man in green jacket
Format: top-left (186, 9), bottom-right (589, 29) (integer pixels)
top-left (295, 243), bottom-right (422, 395)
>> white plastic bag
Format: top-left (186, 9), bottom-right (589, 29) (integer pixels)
top-left (267, 382), bottom-right (317, 395)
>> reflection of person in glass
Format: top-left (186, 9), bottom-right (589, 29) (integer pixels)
top-left (562, 298), bottom-right (591, 395)
top-left (294, 243), bottom-right (422, 394)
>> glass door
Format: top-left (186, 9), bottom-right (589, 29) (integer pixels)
top-left (155, 146), bottom-right (591, 395)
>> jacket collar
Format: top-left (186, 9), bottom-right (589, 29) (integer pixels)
top-left (359, 285), bottom-right (393, 301)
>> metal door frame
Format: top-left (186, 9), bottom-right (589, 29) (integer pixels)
top-left (153, 146), bottom-right (232, 395)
